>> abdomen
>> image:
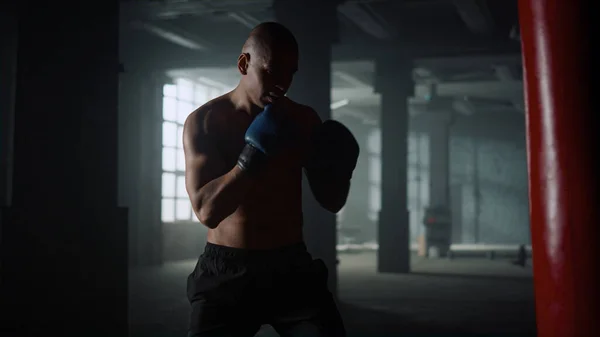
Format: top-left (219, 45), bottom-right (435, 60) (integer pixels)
top-left (208, 166), bottom-right (304, 249)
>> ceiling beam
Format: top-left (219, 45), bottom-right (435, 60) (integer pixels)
top-left (415, 53), bottom-right (521, 69)
top-left (332, 80), bottom-right (523, 102)
top-left (494, 65), bottom-right (525, 112)
top-left (332, 70), bottom-right (372, 88)
top-left (333, 106), bottom-right (378, 125)
top-left (333, 37), bottom-right (520, 61)
top-left (120, 0), bottom-right (273, 21)
top-left (228, 11), bottom-right (261, 29)
top-left (416, 80), bottom-right (523, 100)
top-left (131, 21), bottom-right (213, 50)
top-left (121, 0), bottom-right (474, 22)
top-left (338, 2), bottom-right (394, 39)
top-left (121, 36), bottom-right (521, 71)
top-left (120, 0), bottom-right (444, 22)
top-left (453, 0), bottom-right (495, 35)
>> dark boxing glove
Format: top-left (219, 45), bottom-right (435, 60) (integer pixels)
top-left (306, 120), bottom-right (360, 181)
top-left (237, 104), bottom-right (292, 174)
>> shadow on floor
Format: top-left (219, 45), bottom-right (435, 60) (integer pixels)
top-left (341, 302), bottom-right (456, 336)
top-left (130, 300), bottom-right (536, 337)
top-left (409, 271), bottom-right (532, 282)
top-left (129, 254), bottom-right (536, 337)
top-left (345, 302), bottom-right (536, 336)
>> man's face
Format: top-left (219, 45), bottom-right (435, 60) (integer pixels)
top-left (246, 48), bottom-right (298, 107)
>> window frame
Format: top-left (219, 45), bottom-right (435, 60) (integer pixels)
top-left (160, 77), bottom-right (230, 224)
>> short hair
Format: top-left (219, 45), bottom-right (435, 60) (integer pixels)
top-left (242, 22), bottom-right (298, 62)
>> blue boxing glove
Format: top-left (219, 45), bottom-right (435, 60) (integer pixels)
top-left (305, 120), bottom-right (360, 182)
top-left (237, 104), bottom-right (292, 173)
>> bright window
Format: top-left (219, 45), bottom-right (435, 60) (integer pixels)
top-left (161, 78), bottom-right (227, 223)
top-left (367, 128), bottom-right (381, 221)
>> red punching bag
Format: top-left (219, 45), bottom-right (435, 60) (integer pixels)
top-left (519, 0), bottom-right (598, 336)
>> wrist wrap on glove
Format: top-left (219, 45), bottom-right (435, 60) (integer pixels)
top-left (237, 143), bottom-right (267, 174)
top-left (236, 103), bottom-right (290, 174)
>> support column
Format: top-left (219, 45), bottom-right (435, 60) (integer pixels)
top-left (520, 0), bottom-right (598, 336)
top-left (118, 71), bottom-right (164, 266)
top-left (424, 110), bottom-right (453, 257)
top-left (274, 0), bottom-right (340, 295)
top-left (0, 2), bottom-right (128, 336)
top-left (428, 112), bottom-right (452, 208)
top-left (0, 3), bottom-right (17, 208)
top-left (352, 128), bottom-right (376, 242)
top-left (450, 184), bottom-right (463, 243)
top-left (375, 56), bottom-right (413, 273)
top-left (472, 138), bottom-right (481, 243)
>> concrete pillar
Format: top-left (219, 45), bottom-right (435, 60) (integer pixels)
top-left (274, 0), bottom-right (340, 295)
top-left (0, 4), bottom-right (17, 208)
top-left (424, 110), bottom-right (453, 257)
top-left (0, 2), bottom-right (128, 336)
top-left (472, 138), bottom-right (481, 243)
top-left (375, 55), bottom-right (413, 273)
top-left (520, 0), bottom-right (598, 336)
top-left (337, 120), bottom-right (370, 242)
top-left (118, 72), bottom-right (164, 266)
top-left (450, 184), bottom-right (463, 243)
top-left (428, 112), bottom-right (452, 208)
top-left (350, 126), bottom-right (375, 242)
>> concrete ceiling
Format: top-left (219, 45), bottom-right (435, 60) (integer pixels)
top-left (168, 56), bottom-right (523, 125)
top-left (125, 0), bottom-right (524, 125)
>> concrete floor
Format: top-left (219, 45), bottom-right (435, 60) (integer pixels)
top-left (129, 251), bottom-right (536, 337)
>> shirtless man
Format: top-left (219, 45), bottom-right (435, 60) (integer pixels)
top-left (184, 22), bottom-right (359, 337)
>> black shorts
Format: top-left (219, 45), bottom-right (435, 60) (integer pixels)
top-left (187, 242), bottom-right (346, 337)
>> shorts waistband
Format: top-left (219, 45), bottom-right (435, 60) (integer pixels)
top-left (202, 242), bottom-right (308, 261)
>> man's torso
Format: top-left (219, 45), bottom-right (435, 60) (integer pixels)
top-left (196, 94), bottom-right (316, 249)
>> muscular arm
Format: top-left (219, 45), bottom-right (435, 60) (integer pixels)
top-left (184, 110), bottom-right (253, 229)
top-left (302, 108), bottom-right (351, 213)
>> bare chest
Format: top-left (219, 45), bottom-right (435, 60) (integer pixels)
top-left (217, 125), bottom-right (307, 175)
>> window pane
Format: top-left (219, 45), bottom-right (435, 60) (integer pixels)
top-left (408, 134), bottom-right (418, 164)
top-left (177, 126), bottom-right (184, 149)
top-left (420, 173), bottom-right (429, 207)
top-left (162, 147), bottom-right (177, 172)
top-left (176, 79), bottom-right (194, 101)
top-left (176, 175), bottom-right (187, 198)
top-left (367, 128), bottom-right (381, 154)
top-left (162, 172), bottom-right (176, 197)
top-left (410, 210), bottom-right (420, 241)
top-left (176, 198), bottom-right (192, 220)
top-left (367, 210), bottom-right (378, 222)
top-left (419, 133), bottom-right (430, 167)
top-left (161, 198), bottom-right (175, 222)
top-left (369, 183), bottom-right (381, 213)
top-left (368, 156), bottom-right (381, 184)
top-left (194, 86), bottom-right (208, 105)
top-left (163, 84), bottom-right (177, 98)
top-left (407, 181), bottom-right (418, 209)
top-left (176, 148), bottom-right (185, 172)
top-left (177, 101), bottom-right (195, 124)
top-left (162, 122), bottom-right (178, 147)
top-left (163, 97), bottom-right (178, 122)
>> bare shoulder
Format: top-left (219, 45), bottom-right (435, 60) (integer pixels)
top-left (284, 97), bottom-right (322, 128)
top-left (183, 95), bottom-right (233, 152)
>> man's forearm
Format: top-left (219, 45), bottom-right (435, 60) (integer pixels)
top-left (192, 165), bottom-right (253, 228)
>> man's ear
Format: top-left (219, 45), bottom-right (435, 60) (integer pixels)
top-left (237, 53), bottom-right (250, 75)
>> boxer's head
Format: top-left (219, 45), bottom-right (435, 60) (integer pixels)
top-left (237, 22), bottom-right (299, 108)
